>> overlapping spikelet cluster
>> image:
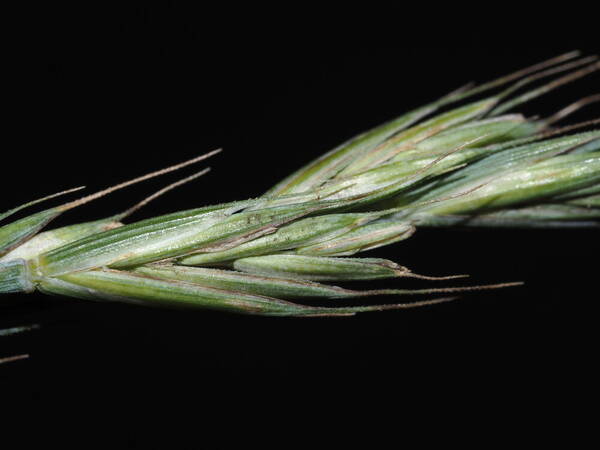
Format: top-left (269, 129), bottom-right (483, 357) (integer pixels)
top-left (1, 52), bottom-right (598, 317)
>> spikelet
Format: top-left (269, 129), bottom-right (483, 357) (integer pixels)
top-left (0, 52), bottom-right (598, 320)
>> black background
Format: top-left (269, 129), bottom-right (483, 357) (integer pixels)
top-left (2, 3), bottom-right (598, 444)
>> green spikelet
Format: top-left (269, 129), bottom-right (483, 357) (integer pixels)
top-left (0, 52), bottom-right (598, 318)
